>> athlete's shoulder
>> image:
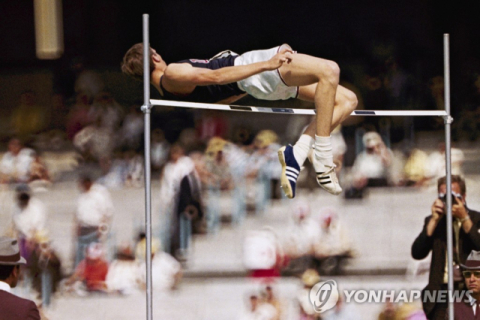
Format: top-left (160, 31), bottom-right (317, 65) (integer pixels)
top-left (164, 63), bottom-right (192, 77)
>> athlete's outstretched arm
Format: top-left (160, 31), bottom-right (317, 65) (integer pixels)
top-left (164, 49), bottom-right (293, 87)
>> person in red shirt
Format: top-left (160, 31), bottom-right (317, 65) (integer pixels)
top-left (65, 242), bottom-right (109, 292)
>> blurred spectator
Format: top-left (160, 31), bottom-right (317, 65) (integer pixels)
top-left (27, 231), bottom-right (63, 303)
top-left (74, 174), bottom-right (114, 267)
top-left (246, 130), bottom-right (281, 214)
top-left (221, 140), bottom-right (250, 225)
top-left (64, 242), bottom-right (109, 294)
top-left (178, 128), bottom-right (204, 154)
top-left (243, 227), bottom-right (285, 281)
top-left (395, 303), bottom-right (426, 320)
top-left (314, 207), bottom-right (354, 275)
top-left (88, 91), bottom-right (124, 133)
top-left (232, 125), bottom-right (254, 147)
top-left (377, 298), bottom-right (398, 320)
top-left (425, 142), bottom-right (464, 185)
top-left (72, 57), bottom-right (105, 103)
top-left (151, 128), bottom-right (170, 172)
top-left (136, 233), bottom-right (182, 291)
top-left (282, 202), bottom-right (320, 263)
top-left (239, 294), bottom-right (279, 320)
top-left (123, 149), bottom-right (144, 188)
top-left (66, 93), bottom-right (93, 141)
top-left (204, 137), bottom-right (232, 233)
top-left (10, 185), bottom-right (47, 263)
top-left (0, 138), bottom-right (35, 184)
top-left (119, 104), bottom-right (144, 151)
top-left (260, 285), bottom-right (284, 320)
top-left (296, 268), bottom-right (322, 320)
top-left (323, 294), bottom-right (362, 320)
top-left (97, 149), bottom-right (126, 189)
top-left (28, 151), bottom-right (52, 192)
top-left (201, 137), bottom-right (250, 226)
top-left (10, 90), bottom-right (48, 140)
top-left (401, 148), bottom-right (429, 187)
top-left (73, 115), bottom-right (115, 163)
top-left (158, 143), bottom-right (203, 257)
top-left (345, 131), bottom-right (394, 198)
top-left (105, 245), bottom-right (139, 295)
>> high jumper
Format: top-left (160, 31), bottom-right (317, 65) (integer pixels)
top-left (122, 43), bottom-right (358, 198)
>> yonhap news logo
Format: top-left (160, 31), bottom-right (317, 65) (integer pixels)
top-left (309, 280), bottom-right (340, 313)
top-left (308, 279), bottom-right (474, 313)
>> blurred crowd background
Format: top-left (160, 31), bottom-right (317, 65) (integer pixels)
top-left (1, 1), bottom-right (480, 319)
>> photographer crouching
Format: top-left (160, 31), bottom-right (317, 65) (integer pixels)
top-left (412, 175), bottom-right (480, 320)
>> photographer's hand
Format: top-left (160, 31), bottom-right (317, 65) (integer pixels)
top-left (452, 196), bottom-right (472, 233)
top-left (427, 199), bottom-right (445, 236)
top-left (432, 199), bottom-right (445, 221)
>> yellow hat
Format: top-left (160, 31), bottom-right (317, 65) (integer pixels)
top-left (254, 130), bottom-right (278, 149)
top-left (33, 229), bottom-right (50, 244)
top-left (135, 237), bottom-right (161, 260)
top-left (301, 268), bottom-right (321, 287)
top-left (205, 136), bottom-right (227, 156)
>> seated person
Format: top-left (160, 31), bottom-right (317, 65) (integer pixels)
top-left (64, 242), bottom-right (109, 294)
top-left (135, 233), bottom-right (182, 291)
top-left (345, 131), bottom-right (394, 198)
top-left (105, 245), bottom-right (140, 295)
top-left (0, 138), bottom-right (35, 184)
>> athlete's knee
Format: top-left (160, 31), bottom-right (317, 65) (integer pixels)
top-left (319, 61), bottom-right (340, 86)
top-left (345, 90), bottom-right (358, 112)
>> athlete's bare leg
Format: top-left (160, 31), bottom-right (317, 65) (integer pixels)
top-left (298, 84), bottom-right (358, 132)
top-left (277, 54), bottom-right (357, 197)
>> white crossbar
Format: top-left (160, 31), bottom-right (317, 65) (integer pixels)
top-left (150, 99), bottom-right (447, 117)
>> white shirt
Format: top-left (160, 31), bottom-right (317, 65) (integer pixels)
top-left (106, 260), bottom-right (140, 295)
top-left (159, 156), bottom-right (195, 208)
top-left (76, 183), bottom-right (114, 227)
top-left (285, 217), bottom-right (322, 257)
top-left (0, 281), bottom-right (11, 292)
top-left (426, 148), bottom-right (465, 179)
top-left (13, 197), bottom-right (47, 239)
top-left (467, 294), bottom-right (478, 316)
top-left (138, 253), bottom-right (181, 291)
top-left (0, 148), bottom-right (34, 181)
top-left (352, 150), bottom-right (393, 179)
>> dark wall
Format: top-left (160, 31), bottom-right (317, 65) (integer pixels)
top-left (0, 0), bottom-right (479, 113)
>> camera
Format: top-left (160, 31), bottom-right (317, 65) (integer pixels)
top-left (438, 192), bottom-right (462, 204)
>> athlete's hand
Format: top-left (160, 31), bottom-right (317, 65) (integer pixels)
top-left (266, 48), bottom-right (293, 70)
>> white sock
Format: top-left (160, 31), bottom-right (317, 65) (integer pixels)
top-left (314, 135), bottom-right (334, 170)
top-left (292, 134), bottom-right (314, 166)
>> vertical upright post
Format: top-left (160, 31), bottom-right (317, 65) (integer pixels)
top-left (443, 33), bottom-right (454, 320)
top-left (142, 13), bottom-right (153, 320)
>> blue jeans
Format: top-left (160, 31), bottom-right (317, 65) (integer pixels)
top-left (75, 228), bottom-right (100, 268)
